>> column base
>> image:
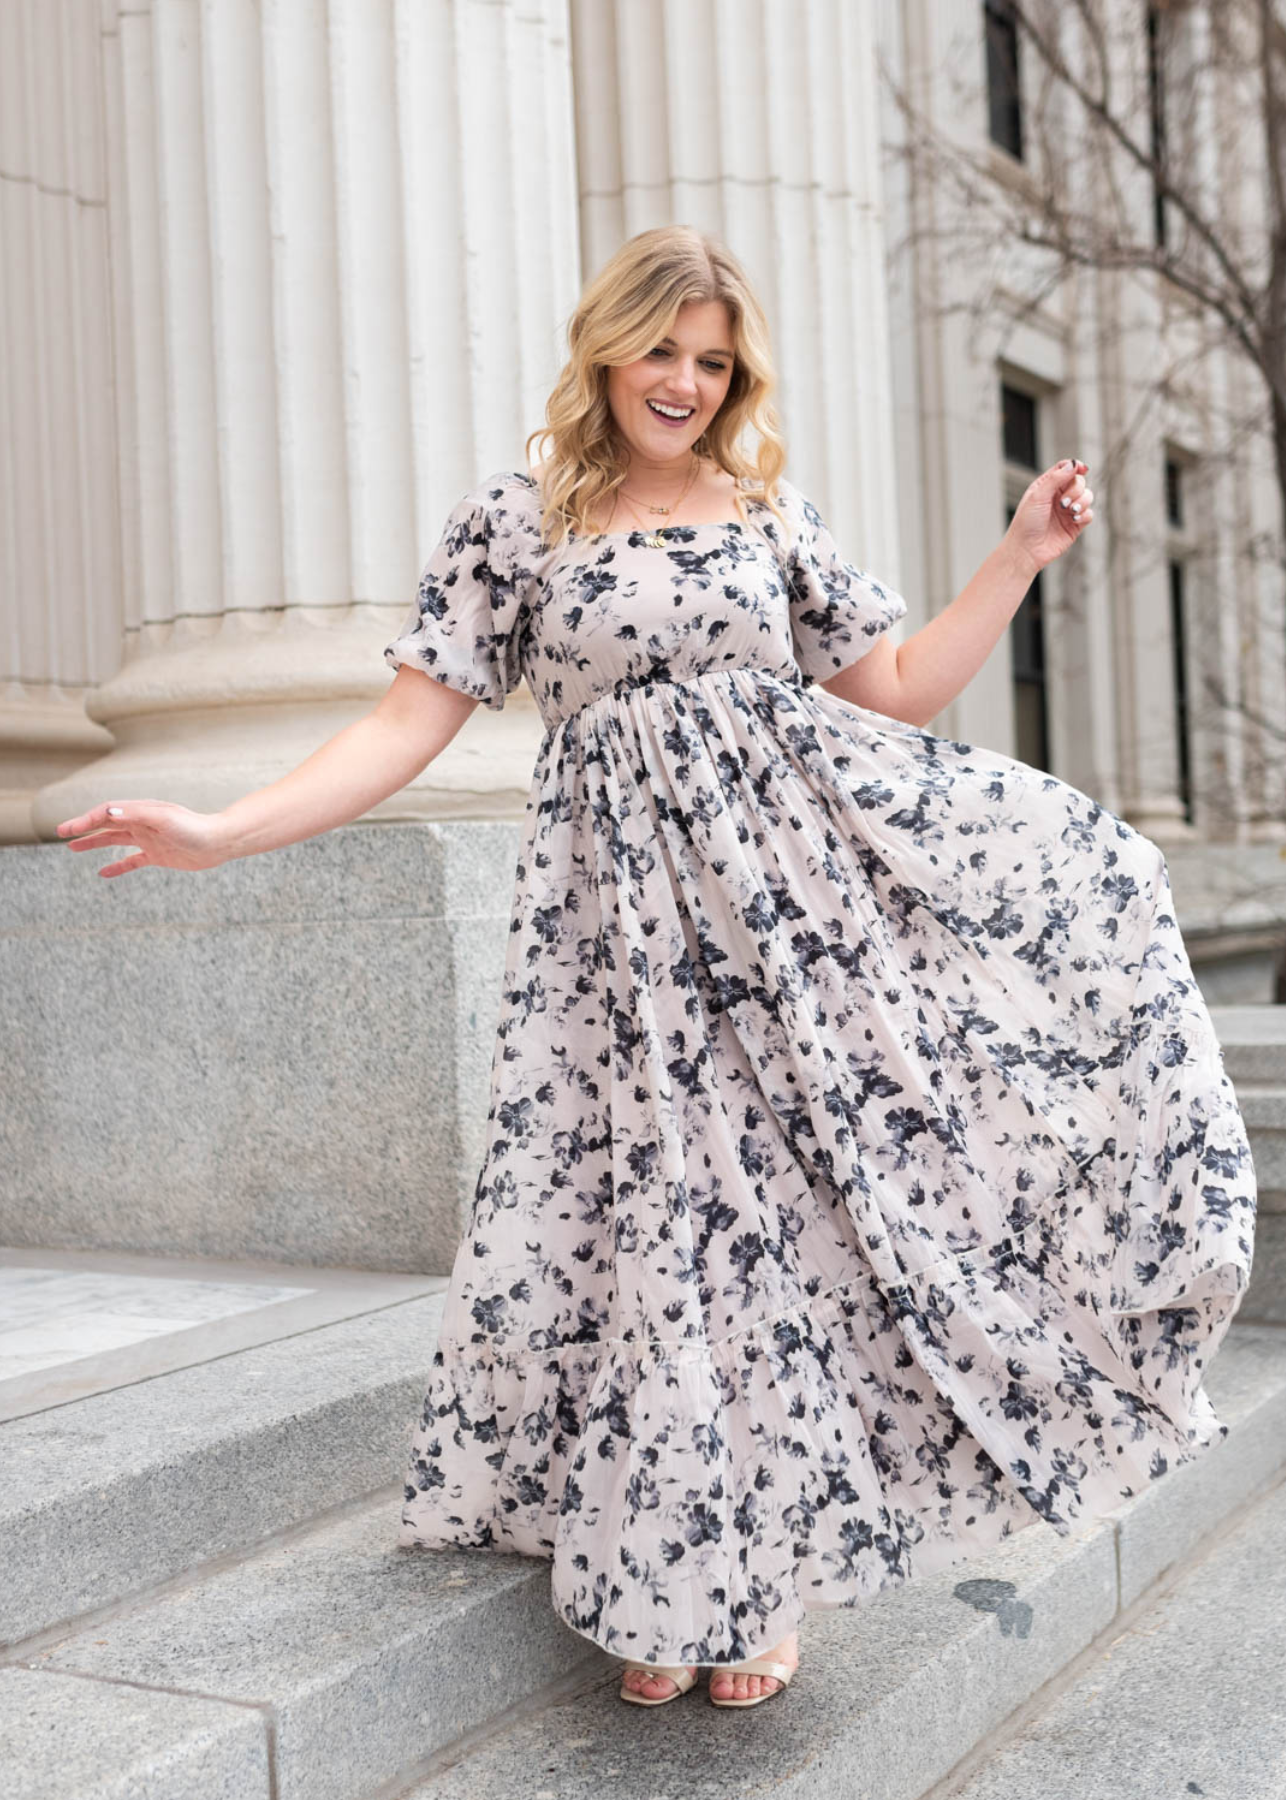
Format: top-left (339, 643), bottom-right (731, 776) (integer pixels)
top-left (29, 606), bottom-right (544, 837)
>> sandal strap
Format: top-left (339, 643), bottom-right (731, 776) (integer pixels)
top-left (622, 1661), bottom-right (695, 1681)
top-left (722, 1656), bottom-right (793, 1681)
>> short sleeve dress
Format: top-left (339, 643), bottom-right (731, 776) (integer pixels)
top-left (383, 468), bottom-right (1256, 1669)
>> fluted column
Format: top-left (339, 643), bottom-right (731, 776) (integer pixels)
top-left (0, 0), bottom-right (118, 842)
top-left (569, 0), bottom-right (905, 593)
top-left (22, 0), bottom-right (580, 840)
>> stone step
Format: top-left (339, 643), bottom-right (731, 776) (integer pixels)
top-left (4, 1323), bottom-right (1282, 1800)
top-left (1209, 1002), bottom-right (1286, 1086)
top-left (7, 1490), bottom-right (603, 1800)
top-left (0, 1286), bottom-right (446, 1646)
top-left (1244, 1212), bottom-right (1286, 1324)
top-left (949, 1464), bottom-right (1286, 1798)
top-left (1232, 1086), bottom-right (1286, 1212)
top-left (1207, 1004), bottom-right (1286, 1311)
top-left (389, 1327), bottom-right (1286, 1800)
top-left (2, 1663), bottom-right (270, 1800)
top-left (1209, 1005), bottom-right (1286, 1212)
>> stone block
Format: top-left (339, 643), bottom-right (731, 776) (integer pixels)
top-left (953, 1477), bottom-right (1286, 1799)
top-left (1112, 1324), bottom-right (1286, 1609)
top-left (0, 1664), bottom-right (269, 1800)
top-left (35, 1495), bottom-right (602, 1800)
top-left (0, 821), bottom-right (520, 1272)
top-left (1, 1291), bottom-right (444, 1645)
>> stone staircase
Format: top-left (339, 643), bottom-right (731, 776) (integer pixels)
top-left (3, 1003), bottom-right (1284, 1800)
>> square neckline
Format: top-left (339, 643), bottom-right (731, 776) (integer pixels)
top-left (576, 519), bottom-right (755, 543)
top-left (508, 469), bottom-right (776, 546)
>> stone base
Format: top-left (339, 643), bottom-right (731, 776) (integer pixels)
top-left (0, 821), bottom-right (522, 1274)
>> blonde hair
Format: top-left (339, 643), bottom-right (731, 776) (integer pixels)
top-left (524, 225), bottom-right (789, 550)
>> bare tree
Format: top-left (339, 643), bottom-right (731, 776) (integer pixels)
top-left (877, 0), bottom-right (1286, 846)
top-left (881, 0), bottom-right (1285, 557)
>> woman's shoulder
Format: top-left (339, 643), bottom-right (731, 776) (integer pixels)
top-left (451, 468), bottom-right (548, 563)
top-left (465, 467), bottom-right (542, 513)
top-left (759, 471), bottom-right (804, 510)
top-left (739, 472), bottom-right (806, 552)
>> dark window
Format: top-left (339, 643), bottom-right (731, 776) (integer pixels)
top-left (1170, 559), bottom-right (1193, 822)
top-left (1165, 456), bottom-right (1184, 528)
top-left (1006, 502), bottom-right (1050, 773)
top-left (1001, 384), bottom-right (1038, 470)
top-left (985, 1), bottom-right (1023, 159)
top-left (1000, 386), bottom-right (1047, 768)
top-left (1146, 6), bottom-right (1168, 248)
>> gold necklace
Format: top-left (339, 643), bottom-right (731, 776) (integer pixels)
top-left (617, 456), bottom-right (700, 547)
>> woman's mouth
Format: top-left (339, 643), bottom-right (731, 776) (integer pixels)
top-left (645, 399), bottom-right (695, 428)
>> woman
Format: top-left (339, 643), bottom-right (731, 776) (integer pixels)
top-left (56, 226), bottom-right (1256, 1713)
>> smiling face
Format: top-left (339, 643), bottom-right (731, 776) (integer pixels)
top-left (604, 299), bottom-right (736, 477)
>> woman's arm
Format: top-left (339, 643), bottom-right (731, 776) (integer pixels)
top-left (212, 667), bottom-right (478, 860)
top-left (823, 537), bottom-right (1040, 729)
top-left (820, 458), bottom-right (1094, 730)
top-left (55, 666), bottom-right (480, 876)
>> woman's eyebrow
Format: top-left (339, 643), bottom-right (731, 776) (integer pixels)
top-left (658, 337), bottom-right (732, 355)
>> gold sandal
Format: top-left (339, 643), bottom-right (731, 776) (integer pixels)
top-left (708, 1655), bottom-right (795, 1708)
top-left (617, 1660), bottom-right (699, 1706)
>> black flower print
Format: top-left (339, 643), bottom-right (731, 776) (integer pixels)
top-left (384, 468), bottom-right (1256, 1668)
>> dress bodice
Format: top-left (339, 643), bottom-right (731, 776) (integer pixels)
top-left (518, 505), bottom-right (803, 732)
top-left (384, 468), bottom-right (909, 737)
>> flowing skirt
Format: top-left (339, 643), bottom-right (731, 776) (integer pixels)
top-left (398, 670), bottom-right (1257, 1665)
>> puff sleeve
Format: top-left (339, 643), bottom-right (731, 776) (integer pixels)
top-left (383, 475), bottom-right (532, 711)
top-left (778, 477), bottom-right (908, 685)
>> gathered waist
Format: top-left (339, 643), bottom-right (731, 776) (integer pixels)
top-left (543, 662), bottom-right (807, 736)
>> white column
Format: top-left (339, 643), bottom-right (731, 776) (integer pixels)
top-left (0, 0), bottom-right (117, 842)
top-left (569, 0), bottom-right (904, 588)
top-left (20, 0), bottom-right (580, 840)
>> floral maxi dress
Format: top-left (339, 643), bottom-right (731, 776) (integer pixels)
top-left (383, 468), bottom-right (1256, 1668)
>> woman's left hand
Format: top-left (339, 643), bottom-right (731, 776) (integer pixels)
top-left (1003, 460), bottom-right (1095, 578)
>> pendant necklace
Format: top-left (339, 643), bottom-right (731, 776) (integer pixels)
top-left (618, 454), bottom-right (700, 547)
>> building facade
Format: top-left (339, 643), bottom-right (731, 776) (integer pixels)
top-left (3, 0), bottom-right (1284, 973)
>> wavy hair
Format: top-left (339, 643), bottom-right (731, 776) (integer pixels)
top-left (524, 226), bottom-right (789, 550)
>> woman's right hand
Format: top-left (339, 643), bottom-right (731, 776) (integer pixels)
top-left (55, 801), bottom-right (231, 877)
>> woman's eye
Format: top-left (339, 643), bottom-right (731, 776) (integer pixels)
top-left (647, 347), bottom-right (727, 373)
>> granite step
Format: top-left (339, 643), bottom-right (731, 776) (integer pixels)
top-left (1244, 1212), bottom-right (1286, 1324)
top-left (388, 1326), bottom-right (1286, 1800)
top-left (1209, 1003), bottom-right (1286, 1088)
top-left (948, 1466), bottom-right (1286, 1799)
top-left (1232, 1084), bottom-right (1286, 1211)
top-left (4, 1322), bottom-right (1282, 1800)
top-left (6, 1491), bottom-right (603, 1800)
top-left (1207, 1004), bottom-right (1286, 1315)
top-left (0, 1286), bottom-right (446, 1646)
top-left (1209, 1004), bottom-right (1286, 1210)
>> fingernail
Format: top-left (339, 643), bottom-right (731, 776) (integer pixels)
top-left (1061, 495), bottom-right (1070, 507)
top-left (107, 806), bottom-right (123, 817)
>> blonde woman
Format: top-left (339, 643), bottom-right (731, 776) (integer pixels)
top-left (57, 226), bottom-right (1256, 1711)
